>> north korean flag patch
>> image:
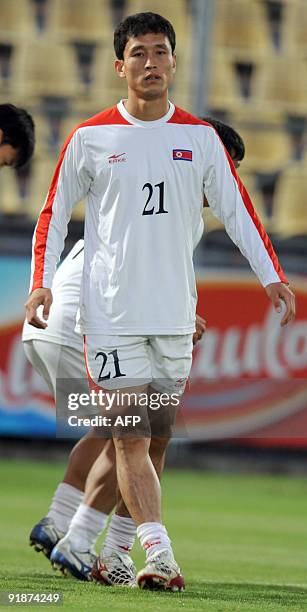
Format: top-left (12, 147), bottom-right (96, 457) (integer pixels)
top-left (173, 149), bottom-right (193, 162)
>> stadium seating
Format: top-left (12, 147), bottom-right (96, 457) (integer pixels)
top-left (0, 169), bottom-right (25, 216)
top-left (1, 0), bottom-right (306, 249)
top-left (48, 0), bottom-right (111, 42)
top-left (15, 40), bottom-right (79, 97)
top-left (89, 44), bottom-right (127, 106)
top-left (282, 0), bottom-right (307, 55)
top-left (235, 127), bottom-right (292, 172)
top-left (212, 0), bottom-right (270, 57)
top-left (25, 157), bottom-right (56, 219)
top-left (127, 0), bottom-right (187, 39)
top-left (257, 56), bottom-right (307, 114)
top-left (0, 0), bottom-right (33, 39)
top-left (272, 163), bottom-right (307, 236)
top-left (207, 52), bottom-right (242, 111)
top-left (34, 105), bottom-right (75, 157)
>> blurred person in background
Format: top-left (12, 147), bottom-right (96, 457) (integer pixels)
top-left (25, 11), bottom-right (295, 592)
top-left (0, 103), bottom-right (35, 168)
top-left (25, 118), bottom-right (244, 584)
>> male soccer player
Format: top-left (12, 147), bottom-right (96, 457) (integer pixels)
top-left (0, 103), bottom-right (35, 168)
top-left (23, 241), bottom-right (206, 583)
top-left (25, 12), bottom-right (295, 591)
top-left (25, 117), bottom-right (244, 583)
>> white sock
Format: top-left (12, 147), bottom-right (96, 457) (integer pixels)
top-left (137, 522), bottom-right (174, 561)
top-left (63, 503), bottom-right (108, 551)
top-left (102, 514), bottom-right (136, 557)
top-left (47, 483), bottom-right (84, 533)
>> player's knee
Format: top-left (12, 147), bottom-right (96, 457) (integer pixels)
top-left (114, 437), bottom-right (150, 463)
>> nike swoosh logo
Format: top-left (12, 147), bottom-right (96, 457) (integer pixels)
top-left (108, 153), bottom-right (126, 159)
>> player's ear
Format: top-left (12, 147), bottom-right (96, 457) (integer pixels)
top-left (115, 59), bottom-right (126, 79)
top-left (172, 53), bottom-right (177, 74)
top-left (0, 129), bottom-right (3, 145)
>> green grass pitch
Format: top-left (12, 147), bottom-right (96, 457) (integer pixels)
top-left (1, 459), bottom-right (307, 611)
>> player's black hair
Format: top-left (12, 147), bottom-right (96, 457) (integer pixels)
top-left (202, 116), bottom-right (245, 161)
top-left (114, 12), bottom-right (176, 59)
top-left (0, 103), bottom-right (35, 168)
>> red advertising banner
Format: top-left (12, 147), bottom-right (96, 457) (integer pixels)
top-left (179, 272), bottom-right (307, 446)
top-left (1, 258), bottom-right (307, 445)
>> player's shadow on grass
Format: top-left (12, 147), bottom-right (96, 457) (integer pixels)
top-left (188, 581), bottom-right (307, 606)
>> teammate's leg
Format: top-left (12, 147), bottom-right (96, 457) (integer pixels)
top-left (50, 440), bottom-right (117, 580)
top-left (62, 431), bottom-right (108, 492)
top-left (25, 340), bottom-right (116, 565)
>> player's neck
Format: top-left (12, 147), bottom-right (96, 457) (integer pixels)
top-left (123, 93), bottom-right (170, 121)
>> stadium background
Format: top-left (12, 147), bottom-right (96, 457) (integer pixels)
top-left (1, 2), bottom-right (307, 609)
top-left (1, 0), bottom-right (306, 451)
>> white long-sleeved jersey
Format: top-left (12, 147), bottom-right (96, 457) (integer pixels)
top-left (24, 239), bottom-right (84, 349)
top-left (30, 101), bottom-right (287, 335)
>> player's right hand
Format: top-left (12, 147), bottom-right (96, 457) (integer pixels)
top-left (25, 288), bottom-right (53, 329)
top-left (265, 282), bottom-right (295, 327)
top-left (193, 314), bottom-right (207, 345)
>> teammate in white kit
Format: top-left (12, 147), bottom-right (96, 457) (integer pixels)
top-left (23, 240), bottom-right (121, 579)
top-left (25, 117), bottom-right (243, 584)
top-left (25, 12), bottom-right (295, 591)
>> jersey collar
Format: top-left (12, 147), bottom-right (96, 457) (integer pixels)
top-left (117, 99), bottom-right (175, 127)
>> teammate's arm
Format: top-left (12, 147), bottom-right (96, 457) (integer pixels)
top-left (26, 130), bottom-right (91, 328)
top-left (203, 129), bottom-right (295, 326)
top-left (25, 288), bottom-right (53, 329)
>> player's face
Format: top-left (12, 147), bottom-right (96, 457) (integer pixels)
top-left (0, 143), bottom-right (18, 168)
top-left (116, 33), bottom-right (176, 101)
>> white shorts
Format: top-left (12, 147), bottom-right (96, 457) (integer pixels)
top-left (23, 340), bottom-right (86, 398)
top-left (84, 334), bottom-right (193, 396)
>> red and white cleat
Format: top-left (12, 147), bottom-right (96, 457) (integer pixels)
top-left (137, 550), bottom-right (185, 592)
top-left (91, 551), bottom-right (136, 587)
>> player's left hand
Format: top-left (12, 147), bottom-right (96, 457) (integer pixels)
top-left (193, 314), bottom-right (207, 345)
top-left (265, 282), bottom-right (296, 327)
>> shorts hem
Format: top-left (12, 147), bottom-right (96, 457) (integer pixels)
top-left (78, 327), bottom-right (195, 335)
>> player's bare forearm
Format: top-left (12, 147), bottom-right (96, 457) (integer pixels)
top-left (265, 282), bottom-right (296, 327)
top-left (25, 288), bottom-right (53, 329)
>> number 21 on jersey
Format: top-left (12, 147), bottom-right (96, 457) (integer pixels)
top-left (142, 181), bottom-right (168, 215)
